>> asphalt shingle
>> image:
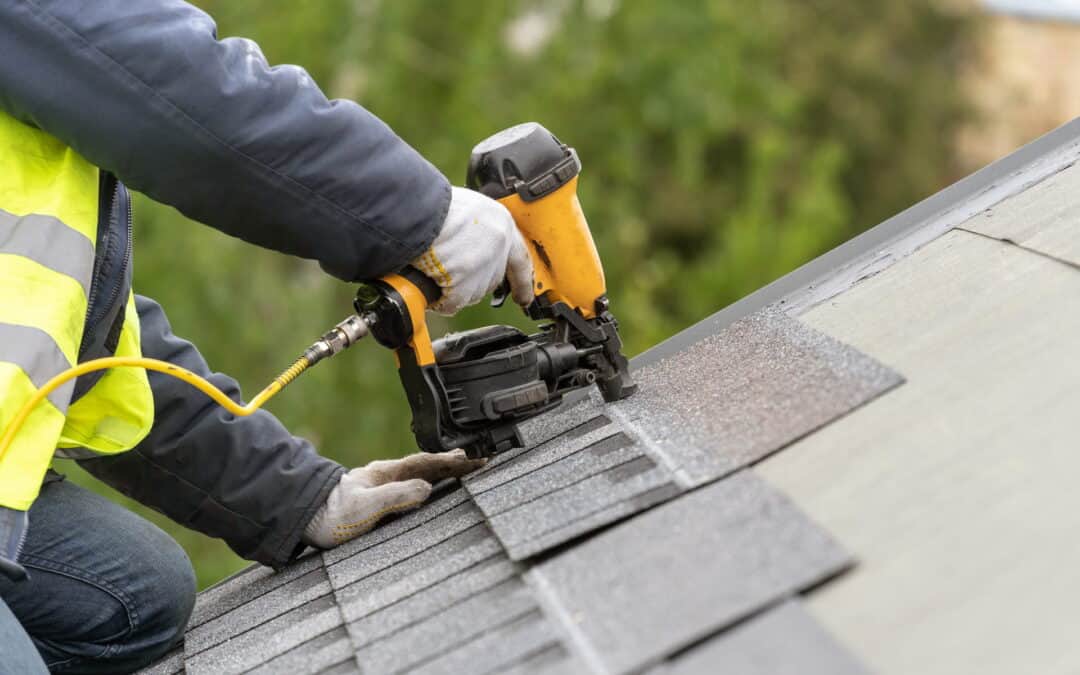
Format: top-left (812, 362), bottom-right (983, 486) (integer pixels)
top-left (598, 306), bottom-right (903, 487)
top-left (529, 471), bottom-right (852, 674)
top-left (354, 578), bottom-right (539, 674)
top-left (484, 455), bottom-right (679, 560)
top-left (137, 646), bottom-right (184, 675)
top-left (246, 625), bottom-right (355, 675)
top-left (321, 486), bottom-right (473, 567)
top-left (185, 565), bottom-right (332, 655)
top-left (346, 556), bottom-right (521, 646)
top-left (495, 644), bottom-right (584, 675)
top-left (465, 306), bottom-right (900, 561)
top-left (334, 522), bottom-right (504, 622)
top-left (186, 550), bottom-right (323, 630)
top-left (403, 610), bottom-right (564, 675)
top-left (649, 601), bottom-right (868, 675)
top-left (184, 592), bottom-right (343, 675)
top-left (324, 496), bottom-right (485, 589)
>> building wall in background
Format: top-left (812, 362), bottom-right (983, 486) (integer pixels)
top-left (960, 5), bottom-right (1080, 167)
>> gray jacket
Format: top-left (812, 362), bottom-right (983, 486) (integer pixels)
top-left (0, 0), bottom-right (452, 567)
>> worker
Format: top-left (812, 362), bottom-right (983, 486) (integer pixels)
top-left (0, 2), bottom-right (535, 673)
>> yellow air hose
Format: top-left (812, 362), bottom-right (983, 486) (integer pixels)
top-left (0, 313), bottom-right (370, 463)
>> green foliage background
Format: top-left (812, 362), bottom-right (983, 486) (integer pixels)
top-left (59, 0), bottom-right (974, 588)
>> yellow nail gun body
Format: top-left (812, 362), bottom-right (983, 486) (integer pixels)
top-left (359, 123), bottom-right (637, 458)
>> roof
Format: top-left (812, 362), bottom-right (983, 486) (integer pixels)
top-left (140, 116), bottom-right (1080, 675)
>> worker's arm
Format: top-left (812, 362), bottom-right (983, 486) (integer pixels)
top-left (78, 296), bottom-right (344, 568)
top-left (0, 0), bottom-right (448, 281)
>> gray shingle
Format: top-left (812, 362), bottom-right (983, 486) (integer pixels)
top-left (353, 578), bottom-right (539, 674)
top-left (608, 307), bottom-right (902, 487)
top-left (509, 482), bottom-right (681, 561)
top-left (316, 659), bottom-right (362, 675)
top-left (514, 398), bottom-right (611, 451)
top-left (651, 601), bottom-right (867, 675)
top-left (486, 457), bottom-right (678, 560)
top-left (530, 471), bottom-right (852, 674)
top-left (187, 550), bottom-right (323, 629)
top-left (469, 432), bottom-right (644, 514)
top-left (135, 645), bottom-right (184, 675)
top-left (496, 644), bottom-right (584, 675)
top-left (333, 522), bottom-right (504, 622)
top-left (184, 593), bottom-right (343, 675)
top-left (321, 487), bottom-right (472, 566)
top-left (246, 626), bottom-right (356, 675)
top-left (465, 422), bottom-right (624, 497)
top-left (464, 308), bottom-right (900, 561)
top-left (185, 566), bottom-right (332, 655)
top-left (324, 499), bottom-right (485, 589)
top-left (405, 610), bottom-right (564, 675)
top-left (345, 556), bottom-right (521, 643)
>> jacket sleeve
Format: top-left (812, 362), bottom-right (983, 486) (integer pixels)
top-left (0, 0), bottom-right (450, 281)
top-left (78, 296), bottom-right (345, 568)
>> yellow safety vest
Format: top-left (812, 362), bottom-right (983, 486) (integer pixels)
top-left (0, 112), bottom-right (154, 510)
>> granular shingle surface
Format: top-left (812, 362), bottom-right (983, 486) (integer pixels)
top-left (649, 601), bottom-right (868, 675)
top-left (138, 647), bottom-right (183, 675)
top-left (346, 557), bottom-right (520, 645)
top-left (246, 626), bottom-right (355, 675)
top-left (185, 591), bottom-right (343, 674)
top-left (531, 471), bottom-right (851, 674)
top-left (463, 307), bottom-right (901, 560)
top-left (139, 305), bottom-right (897, 675)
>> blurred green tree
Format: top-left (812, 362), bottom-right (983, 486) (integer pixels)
top-left (58, 0), bottom-right (974, 587)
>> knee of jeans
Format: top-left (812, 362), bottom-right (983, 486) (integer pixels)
top-left (16, 536), bottom-right (194, 671)
top-left (137, 535), bottom-right (196, 653)
top-left (108, 526), bottom-right (196, 668)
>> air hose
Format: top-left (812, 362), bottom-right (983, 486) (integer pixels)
top-left (0, 314), bottom-right (370, 463)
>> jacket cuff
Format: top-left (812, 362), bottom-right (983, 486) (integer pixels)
top-left (261, 461), bottom-right (345, 569)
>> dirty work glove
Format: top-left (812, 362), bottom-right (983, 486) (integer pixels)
top-left (302, 449), bottom-right (484, 549)
top-left (412, 187), bottom-right (534, 316)
top-left (0, 506), bottom-right (29, 581)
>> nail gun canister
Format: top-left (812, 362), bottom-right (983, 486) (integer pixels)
top-left (466, 122), bottom-right (607, 320)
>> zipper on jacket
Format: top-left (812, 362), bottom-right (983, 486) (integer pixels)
top-left (95, 180), bottom-right (131, 332)
top-left (99, 181), bottom-right (133, 333)
top-left (103, 184), bottom-right (134, 353)
top-left (81, 176), bottom-right (114, 338)
top-left (80, 178), bottom-right (132, 361)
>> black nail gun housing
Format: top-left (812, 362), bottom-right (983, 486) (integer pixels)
top-left (357, 276), bottom-right (632, 459)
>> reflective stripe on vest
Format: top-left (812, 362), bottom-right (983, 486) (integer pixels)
top-left (0, 113), bottom-right (153, 510)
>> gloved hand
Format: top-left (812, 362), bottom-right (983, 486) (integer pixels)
top-left (0, 506), bottom-right (29, 581)
top-left (301, 449), bottom-right (484, 549)
top-left (412, 187), bottom-right (534, 316)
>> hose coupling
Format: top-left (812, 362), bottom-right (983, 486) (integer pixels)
top-left (303, 314), bottom-right (371, 365)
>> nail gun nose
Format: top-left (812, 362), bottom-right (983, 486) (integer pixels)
top-left (535, 342), bottom-right (607, 391)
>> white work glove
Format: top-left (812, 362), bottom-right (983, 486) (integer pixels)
top-left (301, 449), bottom-right (484, 549)
top-left (412, 187), bottom-right (534, 316)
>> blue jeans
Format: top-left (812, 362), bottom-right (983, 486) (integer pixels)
top-left (0, 474), bottom-right (195, 674)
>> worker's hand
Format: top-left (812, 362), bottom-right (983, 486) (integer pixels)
top-left (301, 449), bottom-right (484, 549)
top-left (412, 187), bottom-right (534, 316)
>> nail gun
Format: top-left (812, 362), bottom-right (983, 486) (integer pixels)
top-left (311, 123), bottom-right (637, 459)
